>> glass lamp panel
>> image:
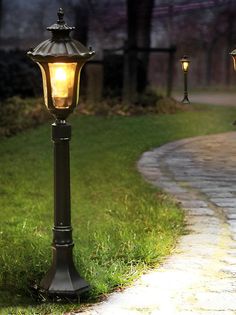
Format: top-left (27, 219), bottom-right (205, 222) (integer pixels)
top-left (182, 61), bottom-right (189, 71)
top-left (232, 56), bottom-right (236, 71)
top-left (49, 63), bottom-right (77, 109)
top-left (37, 63), bottom-right (48, 107)
top-left (76, 68), bottom-right (82, 105)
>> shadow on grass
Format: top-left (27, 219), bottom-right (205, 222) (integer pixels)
top-left (0, 287), bottom-right (93, 310)
top-left (0, 289), bottom-right (39, 309)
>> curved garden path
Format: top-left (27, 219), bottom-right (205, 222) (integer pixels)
top-left (78, 132), bottom-right (236, 315)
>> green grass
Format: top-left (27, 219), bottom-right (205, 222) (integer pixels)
top-left (0, 104), bottom-right (236, 314)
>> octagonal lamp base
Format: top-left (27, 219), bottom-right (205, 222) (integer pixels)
top-left (40, 245), bottom-right (90, 300)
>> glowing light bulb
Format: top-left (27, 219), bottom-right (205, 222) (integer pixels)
top-left (183, 61), bottom-right (189, 71)
top-left (51, 66), bottom-right (68, 98)
top-left (55, 68), bottom-right (67, 81)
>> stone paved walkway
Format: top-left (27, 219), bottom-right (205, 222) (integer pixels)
top-left (78, 132), bottom-right (236, 315)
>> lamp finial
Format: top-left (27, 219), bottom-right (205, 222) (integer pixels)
top-left (57, 8), bottom-right (65, 24)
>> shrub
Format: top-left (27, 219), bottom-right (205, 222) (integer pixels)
top-left (0, 94), bottom-right (187, 137)
top-left (78, 96), bottom-right (187, 116)
top-left (133, 88), bottom-right (163, 107)
top-left (155, 97), bottom-right (188, 114)
top-left (0, 97), bottom-right (50, 136)
top-left (0, 50), bottom-right (42, 100)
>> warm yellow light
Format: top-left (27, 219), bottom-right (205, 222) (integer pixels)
top-left (49, 63), bottom-right (77, 108)
top-left (55, 67), bottom-right (67, 81)
top-left (53, 67), bottom-right (68, 98)
top-left (182, 61), bottom-right (189, 71)
top-left (232, 56), bottom-right (236, 71)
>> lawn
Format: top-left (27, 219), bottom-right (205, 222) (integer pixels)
top-left (0, 104), bottom-right (236, 314)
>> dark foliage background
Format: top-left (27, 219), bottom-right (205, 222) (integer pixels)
top-left (0, 50), bottom-right (41, 100)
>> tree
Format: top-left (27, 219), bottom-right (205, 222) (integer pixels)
top-left (59, 0), bottom-right (90, 44)
top-left (123, 0), bottom-right (154, 102)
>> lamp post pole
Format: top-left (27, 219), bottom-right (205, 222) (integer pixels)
top-left (182, 70), bottom-right (189, 104)
top-left (40, 120), bottom-right (89, 299)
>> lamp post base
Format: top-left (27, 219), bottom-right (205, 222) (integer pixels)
top-left (181, 96), bottom-right (190, 104)
top-left (40, 244), bottom-right (90, 299)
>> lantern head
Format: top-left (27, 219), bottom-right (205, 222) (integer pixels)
top-left (230, 48), bottom-right (236, 71)
top-left (180, 55), bottom-right (190, 72)
top-left (27, 8), bottom-right (95, 120)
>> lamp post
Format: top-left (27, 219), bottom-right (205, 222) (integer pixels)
top-left (27, 8), bottom-right (94, 299)
top-left (180, 56), bottom-right (190, 104)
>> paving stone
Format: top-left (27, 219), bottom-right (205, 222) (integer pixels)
top-left (185, 208), bottom-right (214, 216)
top-left (224, 207), bottom-right (236, 214)
top-left (195, 292), bottom-right (236, 311)
top-left (164, 187), bottom-right (188, 194)
top-left (227, 249), bottom-right (236, 257)
top-left (80, 307), bottom-right (141, 315)
top-left (226, 213), bottom-right (236, 220)
top-left (221, 265), bottom-right (236, 276)
top-left (210, 200), bottom-right (236, 207)
top-left (180, 200), bottom-right (208, 208)
top-left (171, 192), bottom-right (193, 198)
top-left (220, 256), bottom-right (236, 265)
top-left (204, 192), bottom-right (235, 198)
top-left (202, 187), bottom-right (233, 193)
top-left (210, 198), bottom-right (236, 203)
top-left (187, 216), bottom-right (220, 226)
top-left (204, 278), bottom-right (236, 292)
top-left (151, 312), bottom-right (235, 315)
top-left (180, 233), bottom-right (221, 245)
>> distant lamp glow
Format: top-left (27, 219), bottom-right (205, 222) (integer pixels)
top-left (230, 48), bottom-right (236, 71)
top-left (180, 55), bottom-right (190, 104)
top-left (180, 55), bottom-right (190, 72)
top-left (182, 61), bottom-right (189, 71)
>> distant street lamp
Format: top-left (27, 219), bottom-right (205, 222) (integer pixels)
top-left (180, 56), bottom-right (190, 104)
top-left (230, 48), bottom-right (236, 71)
top-left (27, 8), bottom-right (94, 299)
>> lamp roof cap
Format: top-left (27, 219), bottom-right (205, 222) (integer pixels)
top-left (27, 8), bottom-right (95, 62)
top-left (230, 48), bottom-right (236, 56)
top-left (180, 55), bottom-right (190, 62)
top-left (47, 8), bottom-right (75, 32)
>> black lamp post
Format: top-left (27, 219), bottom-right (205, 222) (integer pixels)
top-left (27, 8), bottom-right (94, 299)
top-left (180, 56), bottom-right (190, 104)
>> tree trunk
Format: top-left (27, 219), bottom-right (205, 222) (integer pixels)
top-left (73, 1), bottom-right (89, 44)
top-left (205, 39), bottom-right (218, 86)
top-left (0, 0), bottom-right (3, 40)
top-left (72, 1), bottom-right (89, 96)
top-left (225, 14), bottom-right (233, 86)
top-left (123, 0), bottom-right (138, 102)
top-left (123, 0), bottom-right (154, 102)
top-left (205, 47), bottom-right (212, 86)
top-left (136, 0), bottom-right (154, 92)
